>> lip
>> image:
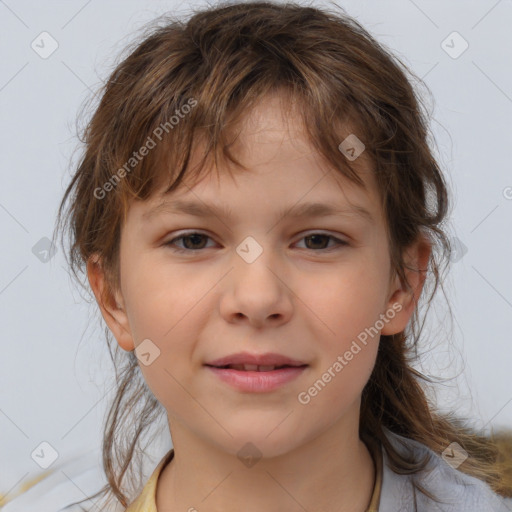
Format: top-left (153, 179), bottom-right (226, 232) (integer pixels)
top-left (205, 351), bottom-right (307, 367)
top-left (205, 365), bottom-right (308, 392)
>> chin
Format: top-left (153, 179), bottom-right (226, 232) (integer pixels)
top-left (211, 427), bottom-right (304, 462)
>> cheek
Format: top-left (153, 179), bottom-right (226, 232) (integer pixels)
top-left (133, 308), bottom-right (204, 410)
top-left (298, 284), bottom-right (381, 415)
top-left (121, 263), bottom-right (215, 402)
top-left (297, 255), bottom-right (387, 399)
top-left (122, 257), bottom-right (208, 340)
top-left (304, 261), bottom-right (389, 343)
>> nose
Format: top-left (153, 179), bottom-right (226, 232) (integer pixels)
top-left (219, 248), bottom-right (294, 329)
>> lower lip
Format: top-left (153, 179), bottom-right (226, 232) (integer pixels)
top-left (205, 365), bottom-right (308, 392)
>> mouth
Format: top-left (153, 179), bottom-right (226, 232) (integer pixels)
top-left (204, 364), bottom-right (309, 392)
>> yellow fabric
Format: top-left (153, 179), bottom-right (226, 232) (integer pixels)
top-left (125, 450), bottom-right (174, 511)
top-left (126, 441), bottom-right (382, 511)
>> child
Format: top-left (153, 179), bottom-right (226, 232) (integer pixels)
top-left (52, 1), bottom-right (512, 510)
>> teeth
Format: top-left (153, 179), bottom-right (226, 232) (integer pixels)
top-left (258, 365), bottom-right (276, 371)
top-left (228, 364), bottom-right (278, 371)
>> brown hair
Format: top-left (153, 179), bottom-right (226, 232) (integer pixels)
top-left (53, 1), bottom-right (512, 508)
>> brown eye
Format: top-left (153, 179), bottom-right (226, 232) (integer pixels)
top-left (179, 234), bottom-right (209, 250)
top-left (296, 233), bottom-right (348, 251)
top-left (304, 234), bottom-right (330, 250)
top-left (165, 232), bottom-right (214, 252)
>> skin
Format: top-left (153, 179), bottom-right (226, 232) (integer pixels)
top-left (88, 91), bottom-right (431, 512)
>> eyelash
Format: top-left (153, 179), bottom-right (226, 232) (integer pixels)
top-left (164, 231), bottom-right (348, 254)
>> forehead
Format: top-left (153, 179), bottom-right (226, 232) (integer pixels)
top-left (137, 90), bottom-right (382, 223)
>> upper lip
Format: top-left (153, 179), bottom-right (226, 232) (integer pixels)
top-left (205, 352), bottom-right (308, 367)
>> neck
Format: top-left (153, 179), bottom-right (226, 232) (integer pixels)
top-left (156, 414), bottom-right (375, 512)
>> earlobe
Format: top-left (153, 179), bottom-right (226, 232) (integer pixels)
top-left (381, 235), bottom-right (432, 336)
top-left (86, 254), bottom-right (135, 352)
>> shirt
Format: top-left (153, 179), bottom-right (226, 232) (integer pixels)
top-left (378, 429), bottom-right (512, 511)
top-left (124, 435), bottom-right (383, 511)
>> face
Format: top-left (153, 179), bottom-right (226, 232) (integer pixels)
top-left (89, 92), bottom-right (425, 458)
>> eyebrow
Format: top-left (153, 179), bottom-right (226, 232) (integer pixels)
top-left (142, 198), bottom-right (374, 224)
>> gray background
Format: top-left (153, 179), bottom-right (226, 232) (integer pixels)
top-left (1, 0), bottom-right (511, 501)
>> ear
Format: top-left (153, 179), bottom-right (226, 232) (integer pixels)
top-left (381, 234), bottom-right (432, 336)
top-left (86, 254), bottom-right (135, 351)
